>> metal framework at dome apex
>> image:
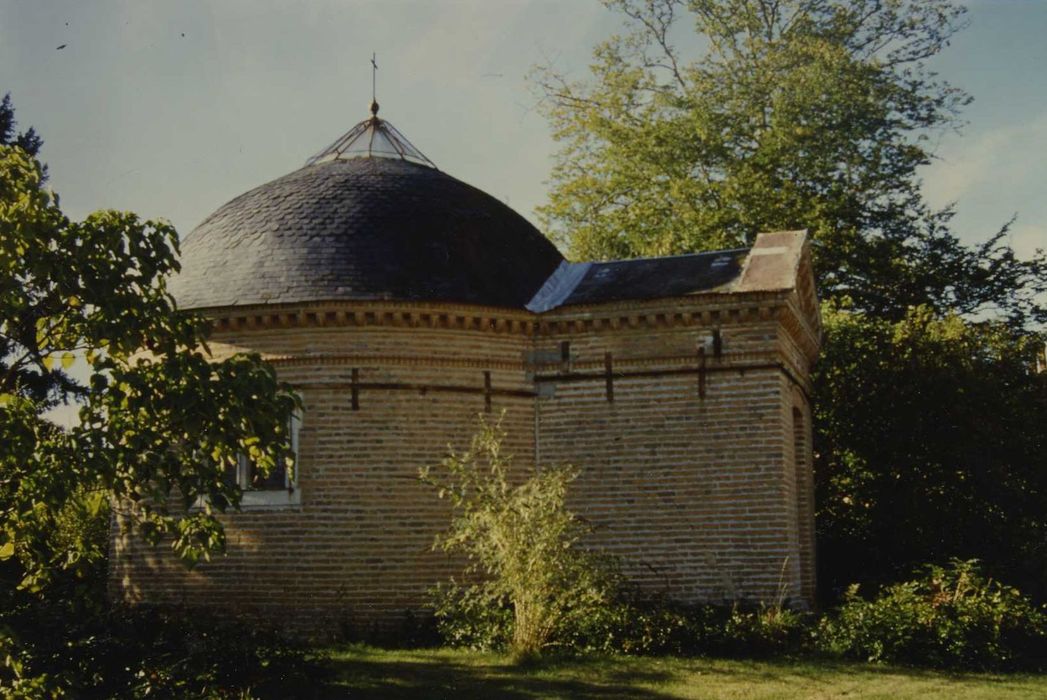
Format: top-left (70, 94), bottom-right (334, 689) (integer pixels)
top-left (305, 106), bottom-right (438, 169)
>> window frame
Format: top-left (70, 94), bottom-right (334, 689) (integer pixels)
top-left (236, 407), bottom-right (302, 510)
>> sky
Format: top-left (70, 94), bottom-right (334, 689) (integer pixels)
top-left (2, 0), bottom-right (1046, 261)
top-left (2, 0), bottom-right (1044, 428)
top-left (2, 0), bottom-right (1046, 260)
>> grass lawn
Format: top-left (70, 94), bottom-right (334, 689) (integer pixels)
top-left (313, 645), bottom-right (1047, 699)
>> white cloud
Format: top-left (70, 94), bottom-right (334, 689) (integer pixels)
top-left (1008, 222), bottom-right (1047, 258)
top-left (922, 114), bottom-right (1047, 250)
top-left (924, 113), bottom-right (1047, 209)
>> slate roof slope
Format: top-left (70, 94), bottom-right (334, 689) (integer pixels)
top-left (526, 231), bottom-right (811, 312)
top-left (171, 120), bottom-right (808, 315)
top-left (527, 249), bottom-right (748, 312)
top-left (170, 157), bottom-right (565, 310)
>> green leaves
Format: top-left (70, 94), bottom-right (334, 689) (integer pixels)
top-left (814, 304), bottom-right (1047, 599)
top-left (534, 0), bottom-right (1045, 326)
top-left (422, 415), bottom-right (618, 659)
top-left (817, 560), bottom-right (1047, 670)
top-left (0, 137), bottom-right (300, 597)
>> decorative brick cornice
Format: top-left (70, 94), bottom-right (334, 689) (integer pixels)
top-left (267, 354), bottom-right (525, 371)
top-left (527, 349), bottom-right (780, 373)
top-left (777, 297), bottom-right (821, 365)
top-left (210, 303), bottom-right (536, 335)
top-left (204, 295), bottom-right (796, 337)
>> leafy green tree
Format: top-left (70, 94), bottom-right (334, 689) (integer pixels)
top-left (815, 305), bottom-right (1047, 598)
top-left (421, 416), bottom-right (616, 660)
top-left (0, 94), bottom-right (42, 161)
top-left (534, 0), bottom-right (1045, 325)
top-left (0, 111), bottom-right (298, 597)
top-left (1, 98), bottom-right (301, 693)
top-left (0, 94), bottom-right (55, 412)
top-left (534, 0), bottom-right (1047, 603)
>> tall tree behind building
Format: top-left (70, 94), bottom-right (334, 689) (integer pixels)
top-left (534, 0), bottom-right (1045, 325)
top-left (534, 0), bottom-right (1047, 599)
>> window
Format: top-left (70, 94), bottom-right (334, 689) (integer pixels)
top-left (232, 409), bottom-right (302, 509)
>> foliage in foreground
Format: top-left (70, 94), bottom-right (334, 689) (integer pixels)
top-left (0, 95), bottom-right (299, 591)
top-left (818, 560), bottom-right (1047, 672)
top-left (434, 587), bottom-right (809, 660)
top-left (570, 596), bottom-right (809, 658)
top-left (0, 94), bottom-right (301, 697)
top-left (0, 448), bottom-right (316, 699)
top-left (420, 416), bottom-right (617, 660)
top-left (0, 604), bottom-right (320, 699)
top-left (434, 566), bottom-right (1047, 672)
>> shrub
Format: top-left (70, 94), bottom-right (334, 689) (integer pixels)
top-left (428, 581), bottom-right (513, 651)
top-left (719, 604), bottom-right (810, 657)
top-left (1, 604), bottom-right (324, 698)
top-left (566, 595), bottom-right (811, 658)
top-left (429, 579), bottom-right (812, 660)
top-left (337, 608), bottom-right (440, 649)
top-left (421, 415), bottom-right (618, 660)
top-left (818, 559), bottom-right (1047, 670)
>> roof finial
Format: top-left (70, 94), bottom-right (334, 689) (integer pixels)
top-left (370, 52), bottom-right (379, 117)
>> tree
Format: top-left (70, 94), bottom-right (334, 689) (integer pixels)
top-left (815, 304), bottom-right (1047, 598)
top-left (0, 94), bottom-right (42, 161)
top-left (534, 0), bottom-right (1046, 325)
top-left (420, 416), bottom-right (616, 660)
top-left (0, 94), bottom-right (54, 412)
top-left (0, 103), bottom-right (298, 596)
top-left (534, 0), bottom-right (1047, 602)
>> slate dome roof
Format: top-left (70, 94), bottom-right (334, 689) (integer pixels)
top-left (170, 117), bottom-right (564, 311)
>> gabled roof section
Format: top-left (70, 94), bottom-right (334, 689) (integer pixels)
top-left (527, 230), bottom-right (818, 317)
top-left (527, 249), bottom-right (746, 312)
top-left (306, 108), bottom-right (437, 169)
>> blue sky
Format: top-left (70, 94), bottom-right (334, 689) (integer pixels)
top-left (1, 0), bottom-right (1045, 260)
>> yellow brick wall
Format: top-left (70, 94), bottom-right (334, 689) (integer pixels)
top-left (534, 299), bottom-right (812, 606)
top-left (110, 293), bottom-right (818, 636)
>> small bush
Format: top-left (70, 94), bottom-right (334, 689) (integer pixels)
top-left (421, 416), bottom-right (618, 661)
top-left (429, 581), bottom-right (513, 651)
top-left (720, 604), bottom-right (810, 657)
top-left (818, 560), bottom-right (1047, 670)
top-left (566, 595), bottom-right (810, 658)
top-left (431, 581), bottom-right (812, 659)
top-left (337, 608), bottom-right (440, 649)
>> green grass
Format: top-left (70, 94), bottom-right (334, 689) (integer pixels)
top-left (312, 645), bottom-right (1047, 699)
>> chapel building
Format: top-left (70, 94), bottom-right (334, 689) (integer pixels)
top-left (109, 106), bottom-right (822, 637)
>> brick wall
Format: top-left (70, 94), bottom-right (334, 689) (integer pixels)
top-left (110, 286), bottom-right (819, 637)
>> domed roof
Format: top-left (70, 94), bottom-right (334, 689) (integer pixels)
top-left (170, 117), bottom-right (564, 311)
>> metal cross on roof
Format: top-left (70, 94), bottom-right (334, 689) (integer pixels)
top-left (370, 52), bottom-right (379, 116)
